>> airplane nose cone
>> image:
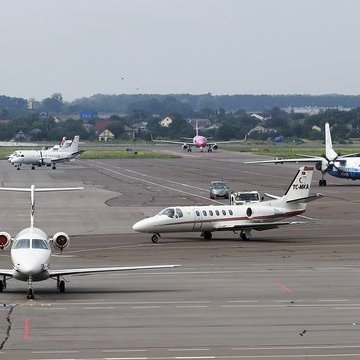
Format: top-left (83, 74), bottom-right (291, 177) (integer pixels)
top-left (132, 218), bottom-right (151, 233)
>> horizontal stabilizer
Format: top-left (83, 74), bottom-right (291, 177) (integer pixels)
top-left (286, 193), bottom-right (323, 204)
top-left (263, 193), bottom-right (281, 200)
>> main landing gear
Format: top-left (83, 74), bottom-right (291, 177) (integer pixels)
top-left (56, 276), bottom-right (66, 293)
top-left (240, 230), bottom-right (251, 241)
top-left (0, 276), bottom-right (7, 292)
top-left (201, 231), bottom-right (212, 240)
top-left (319, 179), bottom-right (327, 186)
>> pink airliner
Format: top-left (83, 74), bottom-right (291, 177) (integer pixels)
top-left (155, 121), bottom-right (246, 152)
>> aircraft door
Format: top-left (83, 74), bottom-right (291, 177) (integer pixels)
top-left (192, 208), bottom-right (202, 230)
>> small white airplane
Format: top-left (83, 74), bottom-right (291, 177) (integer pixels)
top-left (9, 136), bottom-right (85, 170)
top-left (154, 121), bottom-right (246, 153)
top-left (0, 185), bottom-right (177, 299)
top-left (133, 166), bottom-right (323, 243)
top-left (245, 122), bottom-right (360, 187)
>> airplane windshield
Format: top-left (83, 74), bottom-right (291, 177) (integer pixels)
top-left (159, 208), bottom-right (175, 218)
top-left (32, 239), bottom-right (50, 249)
top-left (14, 239), bottom-right (30, 249)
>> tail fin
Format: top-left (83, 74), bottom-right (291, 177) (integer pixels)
top-left (195, 121), bottom-right (199, 137)
top-left (0, 185), bottom-right (83, 227)
top-left (283, 166), bottom-right (314, 202)
top-left (325, 122), bottom-right (338, 160)
top-left (68, 136), bottom-right (79, 153)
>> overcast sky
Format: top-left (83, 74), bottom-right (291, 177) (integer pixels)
top-left (1, 0), bottom-right (360, 101)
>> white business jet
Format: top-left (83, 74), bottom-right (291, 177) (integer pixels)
top-left (9, 136), bottom-right (84, 170)
top-left (245, 122), bottom-right (360, 186)
top-left (0, 185), bottom-right (177, 299)
top-left (133, 166), bottom-right (322, 243)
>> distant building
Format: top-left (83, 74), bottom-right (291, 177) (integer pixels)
top-left (159, 116), bottom-right (174, 127)
top-left (95, 118), bottom-right (114, 133)
top-left (98, 129), bottom-right (115, 142)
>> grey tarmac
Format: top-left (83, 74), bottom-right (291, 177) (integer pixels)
top-left (0, 147), bottom-right (360, 359)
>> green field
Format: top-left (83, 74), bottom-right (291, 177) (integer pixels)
top-left (3, 141), bottom-right (360, 160)
top-left (0, 146), bottom-right (179, 160)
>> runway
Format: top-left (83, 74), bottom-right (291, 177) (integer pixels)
top-left (1, 147), bottom-right (360, 359)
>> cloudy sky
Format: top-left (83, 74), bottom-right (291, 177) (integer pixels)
top-left (1, 0), bottom-right (359, 101)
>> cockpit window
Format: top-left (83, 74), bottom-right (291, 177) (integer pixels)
top-left (14, 239), bottom-right (30, 249)
top-left (175, 208), bottom-right (183, 218)
top-left (32, 239), bottom-right (49, 249)
top-left (160, 208), bottom-right (175, 218)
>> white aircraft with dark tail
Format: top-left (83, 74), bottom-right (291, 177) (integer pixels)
top-left (0, 185), bottom-right (177, 299)
top-left (245, 122), bottom-right (360, 186)
top-left (133, 166), bottom-right (322, 243)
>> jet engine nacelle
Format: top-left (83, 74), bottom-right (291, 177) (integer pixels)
top-left (182, 143), bottom-right (188, 151)
top-left (52, 232), bottom-right (70, 252)
top-left (0, 232), bottom-right (11, 251)
top-left (246, 206), bottom-right (280, 219)
top-left (212, 144), bottom-right (218, 150)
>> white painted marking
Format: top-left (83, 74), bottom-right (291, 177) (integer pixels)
top-left (83, 307), bottom-right (115, 310)
top-left (169, 349), bottom-right (209, 352)
top-left (175, 305), bottom-right (209, 309)
top-left (32, 350), bottom-right (79, 354)
top-left (102, 350), bottom-right (147, 353)
top-left (131, 306), bottom-right (162, 309)
top-left (231, 345), bottom-right (360, 350)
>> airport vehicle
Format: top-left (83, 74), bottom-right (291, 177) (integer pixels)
top-left (0, 185), bottom-right (177, 299)
top-left (133, 166), bottom-right (322, 243)
top-left (245, 122), bottom-right (360, 186)
top-left (210, 180), bottom-right (230, 199)
top-left (9, 136), bottom-right (84, 170)
top-left (155, 121), bottom-right (246, 152)
top-left (230, 191), bottom-right (261, 205)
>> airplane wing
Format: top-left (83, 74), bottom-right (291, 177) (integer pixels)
top-left (49, 264), bottom-right (178, 277)
top-left (213, 221), bottom-right (301, 231)
top-left (244, 156), bottom-right (324, 164)
top-left (0, 269), bottom-right (14, 277)
top-left (153, 139), bottom-right (192, 146)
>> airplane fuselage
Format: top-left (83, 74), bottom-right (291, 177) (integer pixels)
top-left (193, 135), bottom-right (208, 149)
top-left (133, 202), bottom-right (305, 234)
top-left (327, 158), bottom-right (360, 180)
top-left (11, 227), bottom-right (51, 282)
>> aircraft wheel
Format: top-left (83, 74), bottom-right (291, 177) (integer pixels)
top-left (52, 166), bottom-right (56, 170)
top-left (151, 234), bottom-right (159, 243)
top-left (0, 280), bottom-right (3, 292)
top-left (240, 231), bottom-right (250, 241)
top-left (31, 166), bottom-right (35, 170)
top-left (27, 289), bottom-right (34, 300)
top-left (59, 280), bottom-right (65, 293)
top-left (203, 231), bottom-right (212, 240)
top-left (16, 167), bottom-right (20, 170)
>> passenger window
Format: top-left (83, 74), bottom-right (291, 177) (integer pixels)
top-left (215, 210), bottom-right (220, 216)
top-left (14, 239), bottom-right (30, 249)
top-left (209, 210), bottom-right (213, 216)
top-left (229, 210), bottom-right (233, 215)
top-left (222, 210), bottom-right (226, 215)
top-left (196, 211), bottom-right (200, 216)
top-left (202, 210), bottom-right (207, 216)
